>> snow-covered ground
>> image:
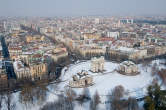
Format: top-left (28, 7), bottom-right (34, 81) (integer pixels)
top-left (1, 59), bottom-right (166, 110)
top-left (58, 60), bottom-right (156, 99)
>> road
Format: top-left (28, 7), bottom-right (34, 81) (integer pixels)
top-left (0, 35), bottom-right (16, 79)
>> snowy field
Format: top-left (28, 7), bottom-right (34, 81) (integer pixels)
top-left (1, 59), bottom-right (166, 110)
top-left (58, 60), bottom-right (157, 98)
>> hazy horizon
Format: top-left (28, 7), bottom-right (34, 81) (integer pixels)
top-left (0, 0), bottom-right (166, 17)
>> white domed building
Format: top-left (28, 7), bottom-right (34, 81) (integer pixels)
top-left (118, 61), bottom-right (139, 75)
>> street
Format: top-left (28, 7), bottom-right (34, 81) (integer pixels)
top-left (0, 35), bottom-right (16, 79)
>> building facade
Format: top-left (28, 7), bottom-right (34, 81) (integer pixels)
top-left (118, 61), bottom-right (139, 75)
top-left (14, 60), bottom-right (47, 80)
top-left (91, 56), bottom-right (105, 72)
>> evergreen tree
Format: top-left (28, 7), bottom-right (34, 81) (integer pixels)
top-left (144, 83), bottom-right (166, 110)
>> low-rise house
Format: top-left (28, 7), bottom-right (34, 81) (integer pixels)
top-left (0, 43), bottom-right (3, 59)
top-left (14, 60), bottom-right (47, 80)
top-left (118, 61), bottom-right (139, 75)
top-left (155, 46), bottom-right (166, 56)
top-left (8, 46), bottom-right (22, 60)
top-left (69, 71), bottom-right (93, 88)
top-left (69, 76), bottom-right (93, 88)
top-left (91, 56), bottom-right (105, 72)
top-left (51, 48), bottom-right (68, 62)
top-left (146, 46), bottom-right (155, 56)
top-left (128, 49), bottom-right (147, 60)
top-left (26, 35), bottom-right (45, 43)
top-left (107, 32), bottom-right (119, 39)
top-left (83, 32), bottom-right (100, 40)
top-left (29, 62), bottom-right (47, 80)
top-left (20, 53), bottom-right (43, 65)
top-left (0, 68), bottom-right (8, 90)
top-left (78, 46), bottom-right (106, 58)
top-left (13, 60), bottom-right (31, 79)
top-left (109, 47), bottom-right (147, 61)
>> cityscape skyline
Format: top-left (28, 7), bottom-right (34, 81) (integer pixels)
top-left (1, 1), bottom-right (166, 109)
top-left (0, 0), bottom-right (166, 17)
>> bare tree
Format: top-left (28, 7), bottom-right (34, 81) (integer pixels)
top-left (127, 97), bottom-right (139, 110)
top-left (111, 98), bottom-right (128, 110)
top-left (19, 81), bottom-right (47, 107)
top-left (40, 95), bottom-right (73, 110)
top-left (65, 88), bottom-right (77, 102)
top-left (152, 78), bottom-right (158, 85)
top-left (90, 91), bottom-right (101, 110)
top-left (83, 88), bottom-right (91, 99)
top-left (0, 94), bottom-right (3, 110)
top-left (142, 59), bottom-right (151, 72)
top-left (151, 63), bottom-right (158, 76)
top-left (110, 85), bottom-right (125, 110)
top-left (76, 88), bottom-right (91, 106)
top-left (110, 85), bottom-right (140, 110)
top-left (112, 85), bottom-right (125, 100)
top-left (4, 91), bottom-right (16, 110)
top-left (157, 69), bottom-right (166, 85)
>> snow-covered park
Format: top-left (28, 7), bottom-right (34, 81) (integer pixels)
top-left (1, 59), bottom-right (166, 110)
top-left (58, 60), bottom-right (160, 98)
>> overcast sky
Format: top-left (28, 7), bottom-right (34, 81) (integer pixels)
top-left (0, 0), bottom-right (165, 17)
